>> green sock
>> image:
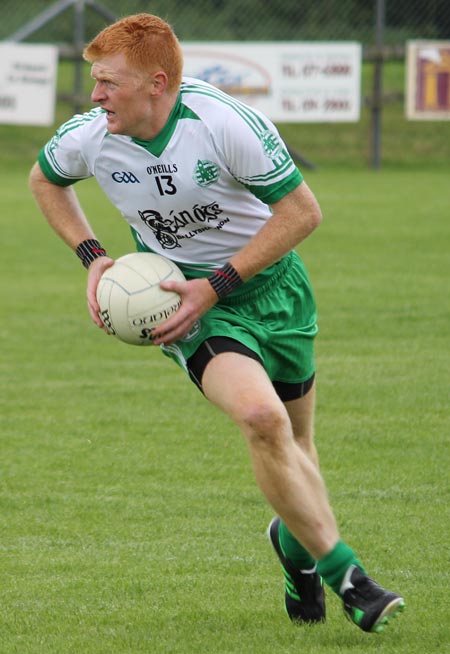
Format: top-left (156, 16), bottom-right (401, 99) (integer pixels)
top-left (278, 520), bottom-right (316, 570)
top-left (317, 541), bottom-right (365, 595)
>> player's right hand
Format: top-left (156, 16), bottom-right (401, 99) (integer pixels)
top-left (86, 256), bottom-right (115, 330)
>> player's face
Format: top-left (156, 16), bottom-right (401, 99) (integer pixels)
top-left (90, 54), bottom-right (158, 139)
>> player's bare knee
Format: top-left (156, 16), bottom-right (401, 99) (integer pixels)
top-left (238, 401), bottom-right (290, 449)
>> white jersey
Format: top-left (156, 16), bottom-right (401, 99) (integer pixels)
top-left (39, 77), bottom-right (302, 276)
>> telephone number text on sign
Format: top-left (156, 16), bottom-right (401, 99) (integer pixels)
top-left (182, 42), bottom-right (361, 122)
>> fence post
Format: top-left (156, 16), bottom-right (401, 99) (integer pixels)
top-left (73, 0), bottom-right (85, 114)
top-left (371, 0), bottom-right (386, 169)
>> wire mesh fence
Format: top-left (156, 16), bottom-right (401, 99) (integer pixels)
top-left (2, 0), bottom-right (450, 45)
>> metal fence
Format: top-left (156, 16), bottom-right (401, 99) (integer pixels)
top-left (2, 0), bottom-right (449, 45)
top-left (2, 0), bottom-right (450, 167)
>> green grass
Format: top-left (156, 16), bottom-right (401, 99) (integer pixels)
top-left (1, 161), bottom-right (449, 652)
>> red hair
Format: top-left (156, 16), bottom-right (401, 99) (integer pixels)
top-left (83, 14), bottom-right (183, 91)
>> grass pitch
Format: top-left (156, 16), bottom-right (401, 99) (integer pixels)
top-left (1, 163), bottom-right (449, 653)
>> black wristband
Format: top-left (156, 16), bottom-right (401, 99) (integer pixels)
top-left (75, 239), bottom-right (107, 269)
top-left (207, 262), bottom-right (243, 299)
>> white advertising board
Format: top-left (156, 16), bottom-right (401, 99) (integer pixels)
top-left (0, 42), bottom-right (58, 126)
top-left (182, 42), bottom-right (361, 122)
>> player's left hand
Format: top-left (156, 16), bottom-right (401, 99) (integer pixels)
top-left (151, 277), bottom-right (217, 345)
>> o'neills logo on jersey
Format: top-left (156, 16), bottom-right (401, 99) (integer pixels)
top-left (193, 160), bottom-right (220, 187)
top-left (259, 129), bottom-right (284, 160)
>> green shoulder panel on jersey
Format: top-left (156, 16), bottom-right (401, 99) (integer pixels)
top-left (181, 80), bottom-right (302, 203)
top-left (53, 107), bottom-right (104, 139)
top-left (181, 80), bottom-right (268, 137)
top-left (38, 107), bottom-right (105, 186)
top-left (37, 148), bottom-right (86, 186)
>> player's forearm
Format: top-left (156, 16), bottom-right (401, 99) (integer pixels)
top-left (230, 181), bottom-right (322, 281)
top-left (29, 162), bottom-right (97, 251)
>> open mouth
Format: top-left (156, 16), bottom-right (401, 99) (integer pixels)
top-left (101, 105), bottom-right (115, 117)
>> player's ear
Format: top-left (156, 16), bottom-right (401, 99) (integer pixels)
top-left (150, 71), bottom-right (168, 96)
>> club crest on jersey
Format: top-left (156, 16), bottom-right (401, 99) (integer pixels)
top-left (193, 160), bottom-right (220, 187)
top-left (259, 129), bottom-right (283, 160)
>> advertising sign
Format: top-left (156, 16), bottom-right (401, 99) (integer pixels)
top-left (0, 42), bottom-right (58, 126)
top-left (406, 41), bottom-right (450, 120)
top-left (182, 42), bottom-right (361, 122)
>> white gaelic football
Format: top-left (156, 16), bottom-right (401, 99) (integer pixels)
top-left (96, 252), bottom-right (185, 346)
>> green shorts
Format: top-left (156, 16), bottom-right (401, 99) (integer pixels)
top-left (161, 251), bottom-right (318, 387)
